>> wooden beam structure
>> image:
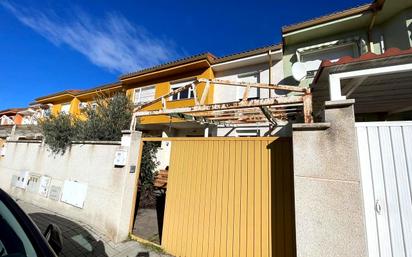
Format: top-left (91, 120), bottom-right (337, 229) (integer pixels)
top-left (134, 96), bottom-right (303, 117)
top-left (131, 78), bottom-right (313, 130)
top-left (199, 78), bottom-right (308, 92)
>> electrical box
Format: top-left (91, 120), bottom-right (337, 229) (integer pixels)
top-left (26, 174), bottom-right (41, 193)
top-left (113, 149), bottom-right (128, 167)
top-left (15, 171), bottom-right (29, 189)
top-left (61, 180), bottom-right (88, 208)
top-left (38, 176), bottom-right (51, 197)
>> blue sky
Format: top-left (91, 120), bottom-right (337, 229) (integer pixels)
top-left (0, 0), bottom-right (369, 110)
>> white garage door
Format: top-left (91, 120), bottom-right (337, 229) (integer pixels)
top-left (356, 121), bottom-right (412, 257)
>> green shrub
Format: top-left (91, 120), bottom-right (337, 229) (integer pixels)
top-left (39, 113), bottom-right (78, 155)
top-left (40, 92), bottom-right (159, 203)
top-left (40, 92), bottom-right (133, 154)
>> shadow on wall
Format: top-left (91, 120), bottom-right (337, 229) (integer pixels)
top-left (29, 213), bottom-right (108, 257)
top-left (268, 138), bottom-right (296, 257)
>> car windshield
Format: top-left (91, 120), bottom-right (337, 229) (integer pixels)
top-left (0, 200), bottom-right (37, 257)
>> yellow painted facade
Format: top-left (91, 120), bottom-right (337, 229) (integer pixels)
top-left (160, 137), bottom-right (295, 257)
top-left (36, 61), bottom-right (214, 126)
top-left (37, 85), bottom-right (123, 118)
top-left (126, 66), bottom-right (215, 125)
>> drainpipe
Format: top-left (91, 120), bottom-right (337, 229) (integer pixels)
top-left (268, 50), bottom-right (273, 97)
top-left (367, 0), bottom-right (386, 53)
top-left (368, 12), bottom-right (377, 53)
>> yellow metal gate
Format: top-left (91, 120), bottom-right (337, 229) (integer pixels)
top-left (161, 137), bottom-right (295, 257)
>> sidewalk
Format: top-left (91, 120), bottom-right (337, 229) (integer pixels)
top-left (17, 200), bottom-right (172, 257)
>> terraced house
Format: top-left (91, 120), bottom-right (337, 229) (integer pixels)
top-left (1, 1), bottom-right (412, 257)
top-left (32, 44), bottom-right (291, 139)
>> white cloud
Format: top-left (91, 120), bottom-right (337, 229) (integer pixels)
top-left (1, 1), bottom-right (179, 74)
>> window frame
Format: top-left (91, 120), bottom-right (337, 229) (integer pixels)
top-left (0, 189), bottom-right (58, 256)
top-left (169, 79), bottom-right (195, 101)
top-left (299, 42), bottom-right (359, 63)
top-left (134, 85), bottom-right (156, 105)
top-left (60, 103), bottom-right (71, 114)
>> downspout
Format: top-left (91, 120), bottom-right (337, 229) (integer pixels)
top-left (368, 12), bottom-right (377, 53)
top-left (367, 0), bottom-right (385, 53)
top-left (268, 50), bottom-right (273, 97)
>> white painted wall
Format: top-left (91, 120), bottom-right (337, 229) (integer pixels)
top-left (0, 132), bottom-right (142, 243)
top-left (212, 59), bottom-right (289, 137)
top-left (155, 131), bottom-right (172, 171)
top-left (213, 60), bottom-right (284, 104)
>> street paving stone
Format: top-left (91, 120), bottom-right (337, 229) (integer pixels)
top-left (16, 200), bottom-right (172, 257)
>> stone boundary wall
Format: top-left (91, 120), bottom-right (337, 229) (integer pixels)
top-left (0, 131), bottom-right (141, 243)
top-left (292, 99), bottom-right (367, 257)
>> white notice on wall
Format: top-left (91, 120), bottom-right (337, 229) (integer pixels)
top-left (61, 180), bottom-right (88, 208)
top-left (0, 144), bottom-right (6, 157)
top-left (113, 149), bottom-right (127, 167)
top-left (16, 171), bottom-right (29, 189)
top-left (38, 176), bottom-right (51, 197)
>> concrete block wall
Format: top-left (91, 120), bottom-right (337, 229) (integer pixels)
top-left (0, 131), bottom-right (142, 243)
top-left (292, 99), bottom-right (367, 257)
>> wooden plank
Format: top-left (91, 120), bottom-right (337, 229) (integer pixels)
top-left (261, 140), bottom-right (270, 257)
top-left (191, 83), bottom-right (199, 105)
top-left (162, 141), bottom-right (179, 251)
top-left (196, 140), bottom-right (209, 257)
top-left (202, 78), bottom-right (307, 92)
top-left (207, 140), bottom-right (219, 256)
top-left (134, 96), bottom-right (303, 117)
top-left (227, 141), bottom-right (239, 257)
top-left (242, 85), bottom-right (251, 101)
top-left (191, 141), bottom-right (205, 257)
top-left (254, 140), bottom-right (262, 257)
top-left (219, 140), bottom-right (230, 257)
top-left (170, 141), bottom-right (185, 253)
top-left (268, 139), bottom-right (273, 257)
top-left (303, 92), bottom-right (313, 123)
top-left (260, 106), bottom-right (278, 124)
top-left (161, 97), bottom-right (166, 110)
top-left (200, 80), bottom-right (210, 105)
top-left (246, 140), bottom-right (255, 257)
top-left (214, 140), bottom-right (225, 256)
top-left (167, 112), bottom-right (226, 126)
top-left (202, 140), bottom-right (213, 257)
top-left (178, 141), bottom-right (190, 256)
top-left (239, 141), bottom-right (248, 257)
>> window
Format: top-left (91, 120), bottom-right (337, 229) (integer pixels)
top-left (0, 200), bottom-right (38, 257)
top-left (134, 86), bottom-right (155, 105)
top-left (237, 72), bottom-right (260, 99)
top-left (170, 79), bottom-right (195, 101)
top-left (299, 43), bottom-right (358, 73)
top-left (60, 103), bottom-right (71, 114)
top-left (43, 109), bottom-right (51, 118)
top-left (236, 129), bottom-right (260, 137)
top-left (0, 115), bottom-right (14, 125)
top-left (22, 116), bottom-right (32, 125)
top-left (301, 44), bottom-right (356, 63)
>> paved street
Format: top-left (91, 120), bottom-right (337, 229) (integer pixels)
top-left (17, 200), bottom-right (172, 257)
